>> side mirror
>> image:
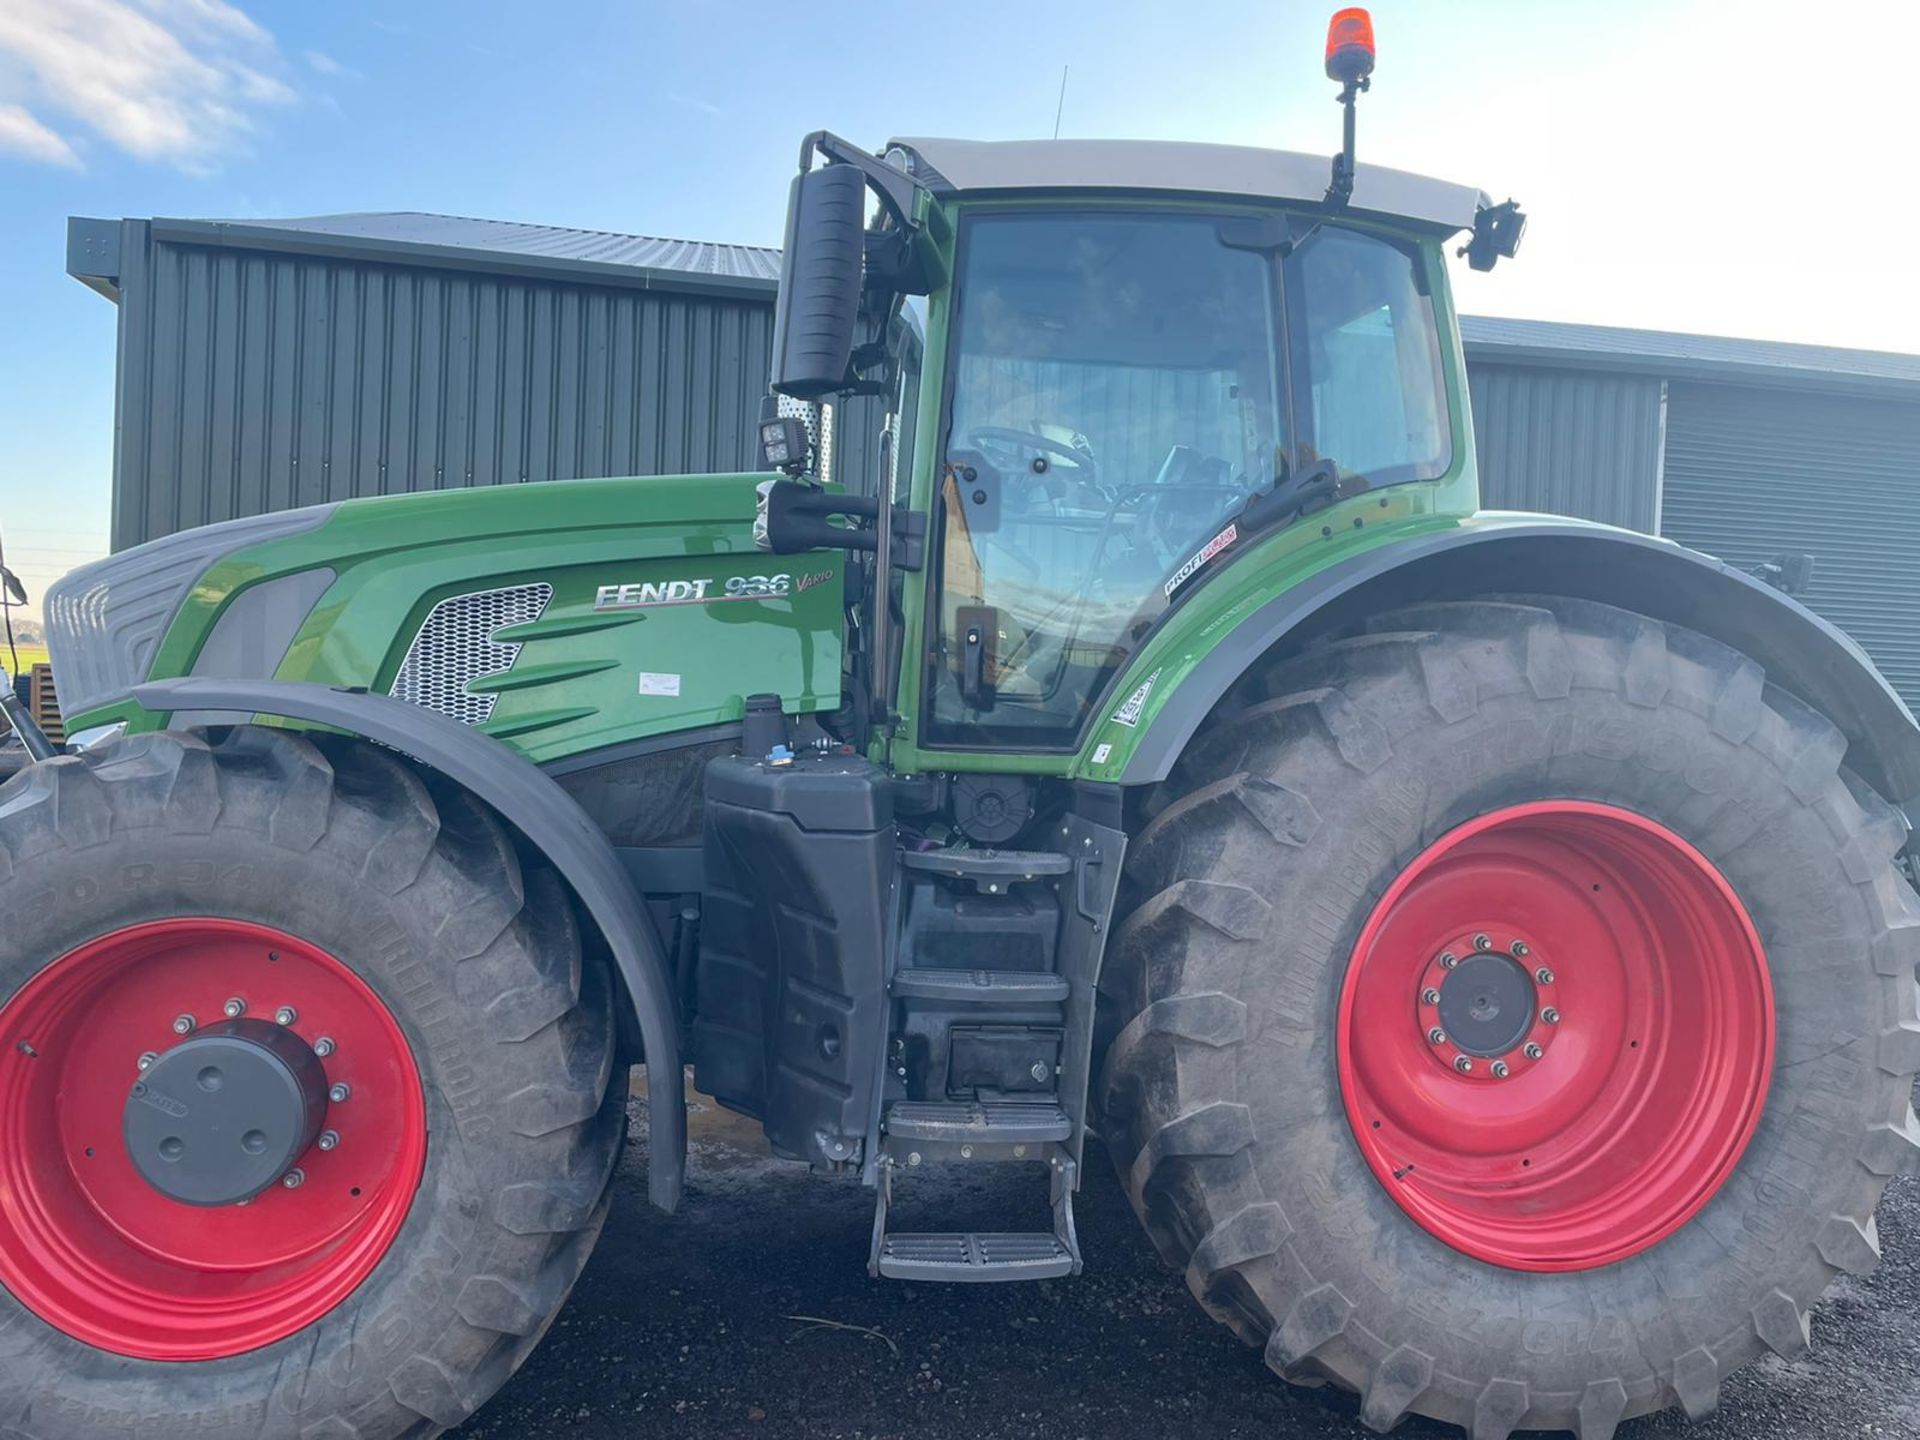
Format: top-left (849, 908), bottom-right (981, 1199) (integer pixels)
top-left (770, 163), bottom-right (867, 399)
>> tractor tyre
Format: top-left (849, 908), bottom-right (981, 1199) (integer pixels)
top-left (0, 727), bottom-right (622, 1440)
top-left (1098, 596), bottom-right (1920, 1437)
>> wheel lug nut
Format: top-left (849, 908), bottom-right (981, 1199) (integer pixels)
top-left (1473, 933), bottom-right (1491, 951)
top-left (1541, 1007), bottom-right (1561, 1025)
top-left (282, 1168), bottom-right (305, 1190)
top-left (223, 997), bottom-right (246, 1019)
top-left (1428, 1027), bottom-right (1447, 1045)
top-left (171, 1014), bottom-right (196, 1036)
top-left (1421, 988), bottom-right (1441, 1005)
top-left (314, 1037), bottom-right (336, 1058)
top-left (1535, 967), bottom-right (1555, 985)
top-left (137, 1051), bottom-right (158, 1071)
top-left (329, 1082), bottom-right (352, 1103)
top-left (1439, 952), bottom-right (1458, 969)
top-left (1525, 1042), bottom-right (1544, 1060)
top-left (317, 1130), bottom-right (340, 1152)
top-left (1454, 1056), bottom-right (1474, 1074)
top-left (274, 1006), bottom-right (298, 1026)
top-left (1510, 940), bottom-right (1529, 957)
top-left (1491, 1061), bottom-right (1510, 1078)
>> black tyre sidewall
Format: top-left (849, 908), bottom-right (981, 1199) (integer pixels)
top-left (1108, 606), bottom-right (1916, 1428)
top-left (0, 739), bottom-right (610, 1440)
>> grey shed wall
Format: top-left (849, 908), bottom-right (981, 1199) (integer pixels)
top-left (1467, 363), bottom-right (1664, 531)
top-left (92, 220), bottom-right (881, 551)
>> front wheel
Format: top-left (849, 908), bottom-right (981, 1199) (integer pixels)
top-left (1100, 596), bottom-right (1920, 1437)
top-left (0, 728), bottom-right (622, 1440)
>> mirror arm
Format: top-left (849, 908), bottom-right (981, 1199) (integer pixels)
top-left (799, 131), bottom-right (927, 236)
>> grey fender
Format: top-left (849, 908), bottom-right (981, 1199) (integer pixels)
top-left (132, 676), bottom-right (686, 1213)
top-left (1119, 521), bottom-right (1920, 806)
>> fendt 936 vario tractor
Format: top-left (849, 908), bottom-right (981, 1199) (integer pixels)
top-left (5, 13), bottom-right (1918, 1439)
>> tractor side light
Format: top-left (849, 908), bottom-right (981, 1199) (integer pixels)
top-left (759, 416), bottom-right (810, 475)
top-left (1325, 7), bottom-right (1376, 85)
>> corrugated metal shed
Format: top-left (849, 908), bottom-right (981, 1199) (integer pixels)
top-left (1467, 364), bottom-right (1664, 531)
top-left (1660, 381), bottom-right (1920, 705)
top-left (65, 214), bottom-right (892, 552)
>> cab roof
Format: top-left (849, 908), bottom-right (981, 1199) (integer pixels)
top-left (887, 137), bottom-right (1490, 234)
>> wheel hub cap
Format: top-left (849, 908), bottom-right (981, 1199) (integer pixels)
top-left (125, 1019), bottom-right (330, 1207)
top-left (1434, 950), bottom-right (1536, 1057)
top-left (1338, 802), bottom-right (1774, 1272)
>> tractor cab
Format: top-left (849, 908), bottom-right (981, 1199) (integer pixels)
top-left (755, 125), bottom-right (1522, 764)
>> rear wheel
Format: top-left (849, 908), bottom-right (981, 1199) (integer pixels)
top-left (1100, 597), bottom-right (1920, 1437)
top-left (0, 728), bottom-right (622, 1440)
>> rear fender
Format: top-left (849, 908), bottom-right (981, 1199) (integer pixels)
top-left (1111, 520), bottom-right (1920, 805)
top-left (129, 676), bottom-right (687, 1212)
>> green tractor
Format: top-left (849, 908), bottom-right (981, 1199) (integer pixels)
top-left (5, 13), bottom-right (1918, 1438)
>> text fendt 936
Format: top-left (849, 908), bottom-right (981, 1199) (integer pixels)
top-left (4, 13), bottom-right (1917, 1438)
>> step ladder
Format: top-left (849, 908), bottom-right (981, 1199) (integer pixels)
top-left (869, 827), bottom-right (1121, 1285)
top-left (868, 1100), bottom-right (1082, 1282)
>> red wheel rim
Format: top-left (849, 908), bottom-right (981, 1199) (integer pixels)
top-left (0, 919), bottom-right (427, 1359)
top-left (1338, 802), bottom-right (1773, 1271)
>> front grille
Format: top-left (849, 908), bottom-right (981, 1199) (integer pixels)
top-left (388, 583), bottom-right (553, 726)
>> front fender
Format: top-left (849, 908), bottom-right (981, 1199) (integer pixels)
top-left (129, 676), bottom-right (687, 1212)
top-left (1094, 516), bottom-right (1920, 805)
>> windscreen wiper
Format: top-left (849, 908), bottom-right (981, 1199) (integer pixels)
top-left (1233, 457), bottom-right (1366, 536)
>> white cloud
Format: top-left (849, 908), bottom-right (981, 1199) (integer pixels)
top-left (0, 0), bottom-right (293, 171)
top-left (305, 49), bottom-right (351, 79)
top-left (0, 101), bottom-right (79, 167)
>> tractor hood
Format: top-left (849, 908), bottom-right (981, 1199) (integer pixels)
top-left (47, 473), bottom-right (848, 764)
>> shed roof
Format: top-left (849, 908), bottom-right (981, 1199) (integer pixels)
top-left (1459, 315), bottom-right (1920, 398)
top-left (67, 211), bottom-right (782, 301)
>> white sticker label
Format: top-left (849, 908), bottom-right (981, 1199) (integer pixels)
top-left (1110, 668), bottom-right (1162, 728)
top-left (1091, 742), bottom-right (1114, 764)
top-left (637, 672), bottom-right (682, 697)
top-left (1163, 522), bottom-right (1238, 599)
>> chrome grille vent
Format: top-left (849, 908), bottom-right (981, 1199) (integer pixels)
top-left (389, 583), bottom-right (553, 726)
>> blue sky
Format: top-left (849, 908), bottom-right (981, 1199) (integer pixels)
top-left (1, 0), bottom-right (1913, 617)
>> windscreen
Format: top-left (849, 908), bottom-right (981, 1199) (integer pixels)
top-left (925, 209), bottom-right (1447, 749)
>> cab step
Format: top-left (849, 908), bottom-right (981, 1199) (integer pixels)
top-left (883, 1100), bottom-right (1071, 1145)
top-left (891, 967), bottom-right (1070, 1003)
top-left (867, 1153), bottom-right (1083, 1283)
top-left (875, 1231), bottom-right (1076, 1282)
top-left (900, 848), bottom-right (1072, 885)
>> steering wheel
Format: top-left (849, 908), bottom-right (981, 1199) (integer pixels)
top-left (965, 427), bottom-right (1104, 502)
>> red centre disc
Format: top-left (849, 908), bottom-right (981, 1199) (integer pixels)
top-left (0, 918), bottom-right (428, 1359)
top-left (1337, 802), bottom-right (1774, 1271)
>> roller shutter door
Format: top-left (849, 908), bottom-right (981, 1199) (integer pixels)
top-left (1660, 381), bottom-right (1920, 710)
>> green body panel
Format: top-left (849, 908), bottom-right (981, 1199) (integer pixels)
top-left (101, 473), bottom-right (846, 766)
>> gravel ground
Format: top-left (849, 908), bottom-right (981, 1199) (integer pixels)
top-left (453, 1083), bottom-right (1920, 1440)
